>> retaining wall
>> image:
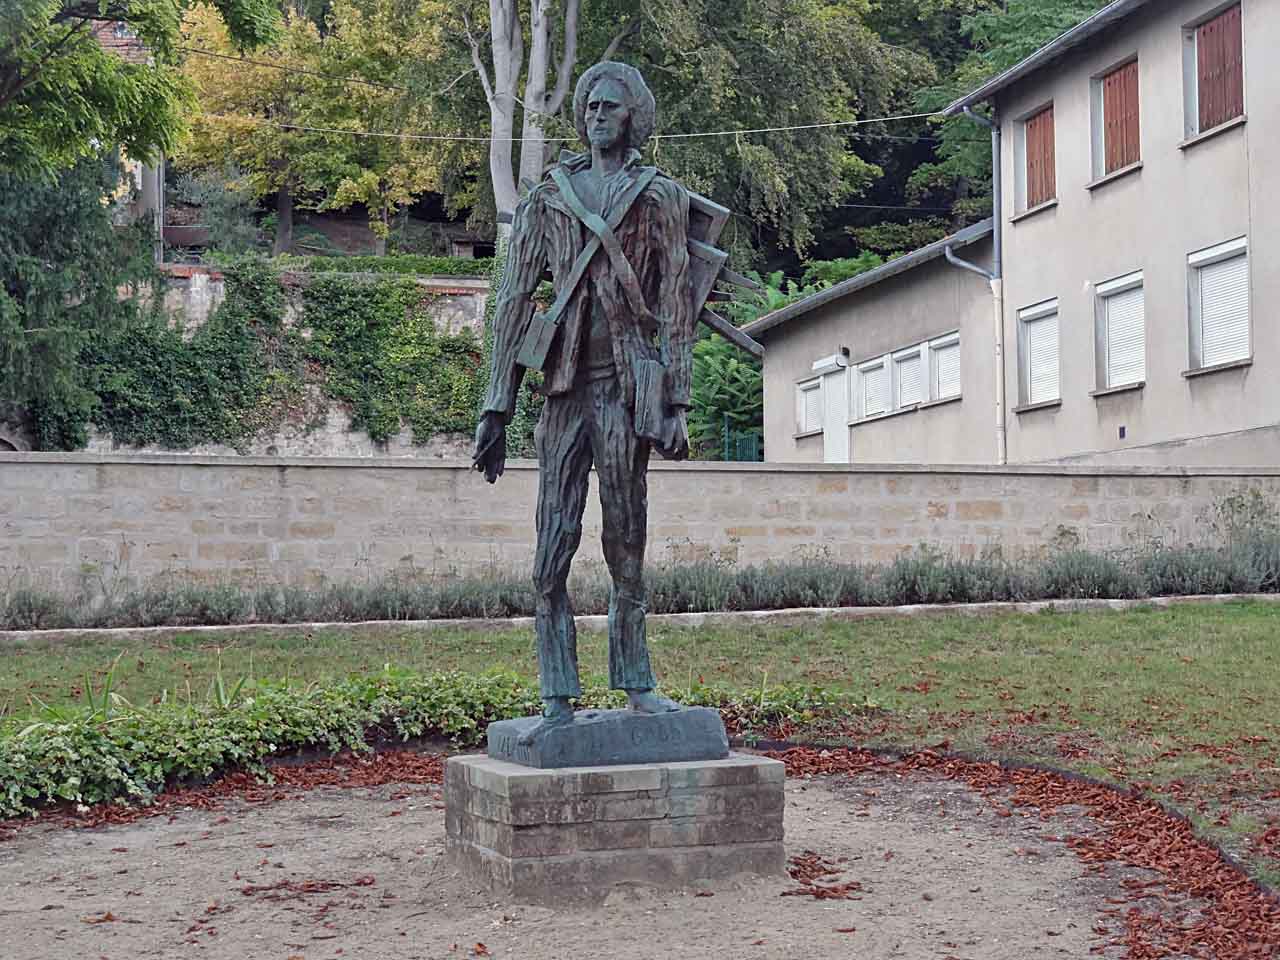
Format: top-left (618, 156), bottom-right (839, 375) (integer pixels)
top-left (3, 454), bottom-right (1279, 591)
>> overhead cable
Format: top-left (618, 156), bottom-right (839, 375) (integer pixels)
top-left (197, 110), bottom-right (964, 144)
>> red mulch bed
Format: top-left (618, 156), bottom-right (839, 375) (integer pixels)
top-left (767, 746), bottom-right (1280, 959)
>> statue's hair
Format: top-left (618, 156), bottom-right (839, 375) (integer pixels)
top-left (573, 61), bottom-right (656, 151)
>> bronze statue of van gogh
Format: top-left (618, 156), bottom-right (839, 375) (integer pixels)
top-left (473, 62), bottom-right (761, 762)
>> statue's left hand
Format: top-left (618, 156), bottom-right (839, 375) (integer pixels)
top-left (472, 412), bottom-right (508, 484)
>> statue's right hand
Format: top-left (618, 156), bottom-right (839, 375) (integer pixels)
top-left (472, 411), bottom-right (507, 484)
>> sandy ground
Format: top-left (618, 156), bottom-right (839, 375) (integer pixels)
top-left (0, 763), bottom-right (1194, 960)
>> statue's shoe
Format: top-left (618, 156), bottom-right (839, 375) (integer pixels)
top-left (626, 690), bottom-right (682, 715)
top-left (516, 702), bottom-right (575, 745)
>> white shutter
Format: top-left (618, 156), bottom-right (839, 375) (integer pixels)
top-left (933, 341), bottom-right (961, 399)
top-left (1105, 285), bottom-right (1145, 386)
top-left (895, 352), bottom-right (922, 407)
top-left (1200, 253), bottom-right (1250, 366)
top-left (861, 363), bottom-right (888, 416)
top-left (1026, 313), bottom-right (1059, 403)
top-left (801, 384), bottom-right (822, 432)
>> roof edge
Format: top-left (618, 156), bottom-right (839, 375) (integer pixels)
top-left (742, 218), bottom-right (993, 339)
top-left (943, 0), bottom-right (1151, 116)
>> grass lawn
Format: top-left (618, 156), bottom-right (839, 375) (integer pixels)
top-left (3, 599), bottom-right (1279, 882)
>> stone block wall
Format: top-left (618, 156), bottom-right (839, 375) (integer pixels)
top-left (2, 453), bottom-right (1279, 592)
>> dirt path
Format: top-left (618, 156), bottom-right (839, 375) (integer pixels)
top-left (1, 765), bottom-right (1190, 960)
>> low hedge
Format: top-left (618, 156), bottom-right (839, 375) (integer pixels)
top-left (0, 671), bottom-right (850, 818)
top-left (5, 539), bottom-right (1280, 631)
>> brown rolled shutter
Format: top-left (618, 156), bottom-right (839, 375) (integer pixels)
top-left (1025, 106), bottom-right (1055, 208)
top-left (1103, 60), bottom-right (1140, 173)
top-left (1198, 4), bottom-right (1244, 132)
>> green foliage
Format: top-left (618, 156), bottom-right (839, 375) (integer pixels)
top-left (848, 217), bottom-right (949, 256)
top-left (302, 275), bottom-right (484, 443)
top-left (0, 0), bottom-right (281, 180)
top-left (0, 155), bottom-right (158, 448)
top-left (800, 252), bottom-right (884, 287)
top-left (173, 164), bottom-right (261, 254)
top-left (688, 336), bottom-right (762, 460)
top-left (281, 254), bottom-right (493, 277)
top-left (0, 668), bottom-right (849, 817)
top-left (86, 256), bottom-right (300, 449)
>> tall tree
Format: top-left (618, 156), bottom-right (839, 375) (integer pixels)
top-left (0, 0), bottom-right (280, 180)
top-left (178, 0), bottom-right (447, 253)
top-left (458, 0), bottom-right (580, 235)
top-left (0, 155), bottom-right (157, 447)
top-left (440, 0), bottom-right (926, 260)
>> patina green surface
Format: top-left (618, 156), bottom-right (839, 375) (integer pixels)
top-left (473, 63), bottom-right (706, 742)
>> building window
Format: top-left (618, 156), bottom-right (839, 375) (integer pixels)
top-left (1092, 59), bottom-right (1140, 177)
top-left (1183, 4), bottom-right (1244, 138)
top-left (893, 347), bottom-right (923, 408)
top-left (1188, 237), bottom-right (1249, 369)
top-left (855, 359), bottom-right (889, 420)
top-left (1018, 300), bottom-right (1059, 405)
top-left (1017, 104), bottom-right (1056, 210)
top-left (929, 334), bottom-right (961, 400)
top-left (796, 380), bottom-right (822, 433)
top-left (1095, 271), bottom-right (1145, 388)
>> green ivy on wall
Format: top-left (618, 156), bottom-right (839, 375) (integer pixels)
top-left (33, 256), bottom-right (496, 451)
top-left (303, 274), bottom-right (485, 444)
top-left (87, 256), bottom-right (303, 450)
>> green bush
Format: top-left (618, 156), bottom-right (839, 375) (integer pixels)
top-left (0, 670), bottom-right (850, 817)
top-left (280, 253), bottom-right (494, 277)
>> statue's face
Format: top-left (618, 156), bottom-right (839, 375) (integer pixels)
top-left (585, 78), bottom-right (630, 151)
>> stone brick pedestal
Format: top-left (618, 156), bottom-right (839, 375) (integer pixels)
top-left (444, 753), bottom-right (785, 904)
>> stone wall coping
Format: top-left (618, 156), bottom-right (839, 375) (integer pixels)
top-left (4, 592), bottom-right (1276, 647)
top-left (3, 450), bottom-right (1279, 478)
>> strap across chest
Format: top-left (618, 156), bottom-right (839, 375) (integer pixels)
top-left (550, 166), bottom-right (656, 323)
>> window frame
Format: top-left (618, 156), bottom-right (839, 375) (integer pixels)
top-left (1017, 299), bottom-right (1061, 407)
top-left (795, 378), bottom-right (823, 435)
top-left (854, 357), bottom-right (889, 421)
top-left (1015, 102), bottom-right (1057, 212)
top-left (1182, 2), bottom-right (1245, 140)
top-left (1093, 271), bottom-right (1146, 391)
top-left (928, 332), bottom-right (962, 401)
top-left (1187, 236), bottom-right (1250, 371)
top-left (1091, 56), bottom-right (1141, 179)
top-left (892, 345), bottom-right (925, 410)
top-left (851, 332), bottom-right (963, 423)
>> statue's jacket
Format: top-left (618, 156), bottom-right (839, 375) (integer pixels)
top-left (482, 150), bottom-right (694, 424)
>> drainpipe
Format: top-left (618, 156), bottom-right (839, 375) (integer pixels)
top-left (945, 105), bottom-right (1006, 465)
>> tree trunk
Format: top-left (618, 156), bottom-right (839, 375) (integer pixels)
top-left (470, 0), bottom-right (579, 235)
top-left (374, 204), bottom-right (389, 256)
top-left (518, 0), bottom-right (553, 191)
top-left (518, 0), bottom-right (580, 192)
top-left (272, 185), bottom-right (294, 255)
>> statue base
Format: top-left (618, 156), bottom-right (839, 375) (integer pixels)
top-left (486, 706), bottom-right (729, 768)
top-left (444, 753), bottom-right (785, 904)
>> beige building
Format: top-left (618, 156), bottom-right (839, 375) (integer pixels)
top-left (752, 0), bottom-right (1277, 467)
top-left (746, 223), bottom-right (997, 464)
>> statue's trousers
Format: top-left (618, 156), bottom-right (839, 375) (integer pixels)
top-left (531, 372), bottom-right (656, 699)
